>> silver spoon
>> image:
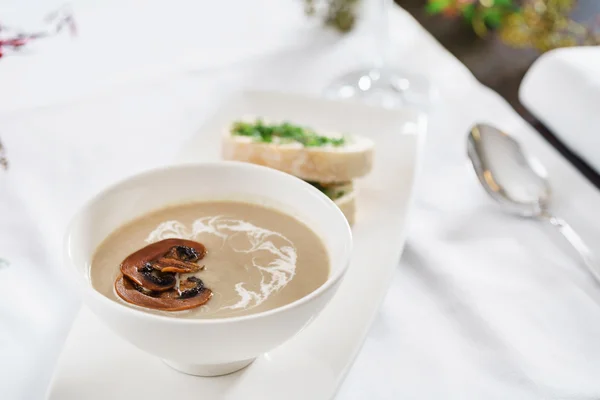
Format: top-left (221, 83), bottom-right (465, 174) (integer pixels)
top-left (467, 123), bottom-right (600, 282)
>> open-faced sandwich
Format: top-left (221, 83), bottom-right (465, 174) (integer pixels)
top-left (221, 118), bottom-right (374, 225)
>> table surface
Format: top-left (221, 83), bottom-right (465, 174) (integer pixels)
top-left (399, 0), bottom-right (600, 188)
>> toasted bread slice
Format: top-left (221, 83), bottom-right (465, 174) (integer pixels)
top-left (221, 119), bottom-right (373, 183)
top-left (307, 181), bottom-right (356, 226)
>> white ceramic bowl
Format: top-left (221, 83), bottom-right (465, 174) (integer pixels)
top-left (64, 161), bottom-right (352, 377)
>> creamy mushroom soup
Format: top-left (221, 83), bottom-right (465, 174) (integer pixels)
top-left (91, 201), bottom-right (330, 319)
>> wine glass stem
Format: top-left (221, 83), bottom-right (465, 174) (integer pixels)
top-left (373, 0), bottom-right (391, 69)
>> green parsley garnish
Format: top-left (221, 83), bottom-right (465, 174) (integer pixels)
top-left (231, 119), bottom-right (345, 147)
top-left (306, 181), bottom-right (348, 200)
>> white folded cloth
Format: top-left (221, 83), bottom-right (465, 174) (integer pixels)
top-left (520, 46), bottom-right (600, 172)
top-left (2, 2), bottom-right (600, 399)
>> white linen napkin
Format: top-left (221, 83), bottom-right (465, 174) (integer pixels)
top-left (2, 3), bottom-right (600, 400)
top-left (520, 46), bottom-right (600, 172)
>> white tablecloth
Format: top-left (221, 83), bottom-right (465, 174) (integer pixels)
top-left (2, 2), bottom-right (600, 399)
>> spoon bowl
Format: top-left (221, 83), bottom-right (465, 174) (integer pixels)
top-left (467, 123), bottom-right (600, 283)
top-left (467, 123), bottom-right (551, 217)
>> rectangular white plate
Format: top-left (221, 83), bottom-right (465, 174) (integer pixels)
top-left (47, 90), bottom-right (426, 400)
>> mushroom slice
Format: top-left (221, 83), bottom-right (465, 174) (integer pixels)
top-left (120, 261), bottom-right (176, 292)
top-left (138, 263), bottom-right (177, 290)
top-left (164, 245), bottom-right (204, 262)
top-left (151, 257), bottom-right (202, 274)
top-left (120, 239), bottom-right (206, 292)
top-left (115, 275), bottom-right (212, 311)
top-left (177, 276), bottom-right (205, 297)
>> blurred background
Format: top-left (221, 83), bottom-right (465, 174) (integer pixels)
top-left (1, 0), bottom-right (598, 176)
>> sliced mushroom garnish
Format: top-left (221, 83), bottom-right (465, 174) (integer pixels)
top-left (115, 275), bottom-right (212, 311)
top-left (120, 239), bottom-right (206, 292)
top-left (164, 245), bottom-right (204, 262)
top-left (178, 276), bottom-right (205, 298)
top-left (115, 238), bottom-right (211, 311)
top-left (138, 263), bottom-right (176, 291)
top-left (150, 257), bottom-right (202, 274)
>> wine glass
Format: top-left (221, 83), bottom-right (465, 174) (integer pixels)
top-left (324, 0), bottom-right (436, 109)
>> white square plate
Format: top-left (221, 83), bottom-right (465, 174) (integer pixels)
top-left (47, 90), bottom-right (426, 400)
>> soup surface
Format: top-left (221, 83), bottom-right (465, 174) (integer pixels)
top-left (91, 201), bottom-right (330, 319)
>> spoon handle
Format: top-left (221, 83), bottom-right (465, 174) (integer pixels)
top-left (541, 212), bottom-right (600, 282)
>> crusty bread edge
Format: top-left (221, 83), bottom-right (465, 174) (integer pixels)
top-left (222, 127), bottom-right (374, 183)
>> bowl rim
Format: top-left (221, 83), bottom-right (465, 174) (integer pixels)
top-left (64, 161), bottom-right (353, 325)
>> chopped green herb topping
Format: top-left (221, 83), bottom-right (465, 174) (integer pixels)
top-left (306, 181), bottom-right (348, 200)
top-left (231, 119), bottom-right (345, 147)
